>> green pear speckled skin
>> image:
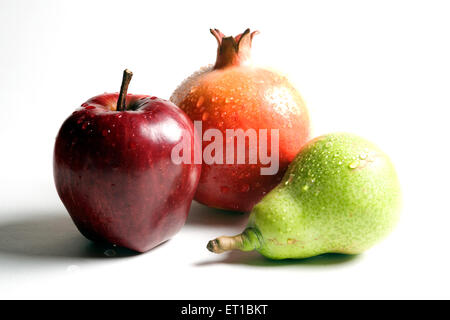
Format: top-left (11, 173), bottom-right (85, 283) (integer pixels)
top-left (207, 133), bottom-right (402, 260)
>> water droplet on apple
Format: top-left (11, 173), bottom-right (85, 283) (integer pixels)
top-left (102, 129), bottom-right (110, 137)
top-left (240, 184), bottom-right (250, 192)
top-left (220, 186), bottom-right (230, 193)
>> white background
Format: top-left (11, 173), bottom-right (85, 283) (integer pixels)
top-left (0, 0), bottom-right (449, 299)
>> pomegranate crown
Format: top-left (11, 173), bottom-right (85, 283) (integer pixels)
top-left (210, 28), bottom-right (259, 69)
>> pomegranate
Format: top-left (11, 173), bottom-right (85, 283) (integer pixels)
top-left (171, 28), bottom-right (310, 212)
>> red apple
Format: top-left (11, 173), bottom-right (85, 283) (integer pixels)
top-left (54, 70), bottom-right (201, 252)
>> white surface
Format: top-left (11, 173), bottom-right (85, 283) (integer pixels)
top-left (0, 0), bottom-right (449, 299)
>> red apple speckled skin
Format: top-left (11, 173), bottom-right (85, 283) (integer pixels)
top-left (54, 93), bottom-right (201, 252)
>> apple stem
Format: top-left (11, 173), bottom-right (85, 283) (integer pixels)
top-left (117, 69), bottom-right (133, 111)
top-left (206, 228), bottom-right (263, 254)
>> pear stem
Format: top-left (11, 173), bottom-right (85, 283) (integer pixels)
top-left (207, 228), bottom-right (262, 254)
top-left (117, 69), bottom-right (133, 111)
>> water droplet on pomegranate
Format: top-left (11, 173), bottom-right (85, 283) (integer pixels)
top-left (196, 96), bottom-right (205, 108)
top-left (116, 114), bottom-right (123, 118)
top-left (220, 186), bottom-right (230, 193)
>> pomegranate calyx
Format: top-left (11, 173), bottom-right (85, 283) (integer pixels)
top-left (210, 28), bottom-right (259, 69)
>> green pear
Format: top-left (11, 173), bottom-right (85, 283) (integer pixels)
top-left (207, 133), bottom-right (402, 259)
